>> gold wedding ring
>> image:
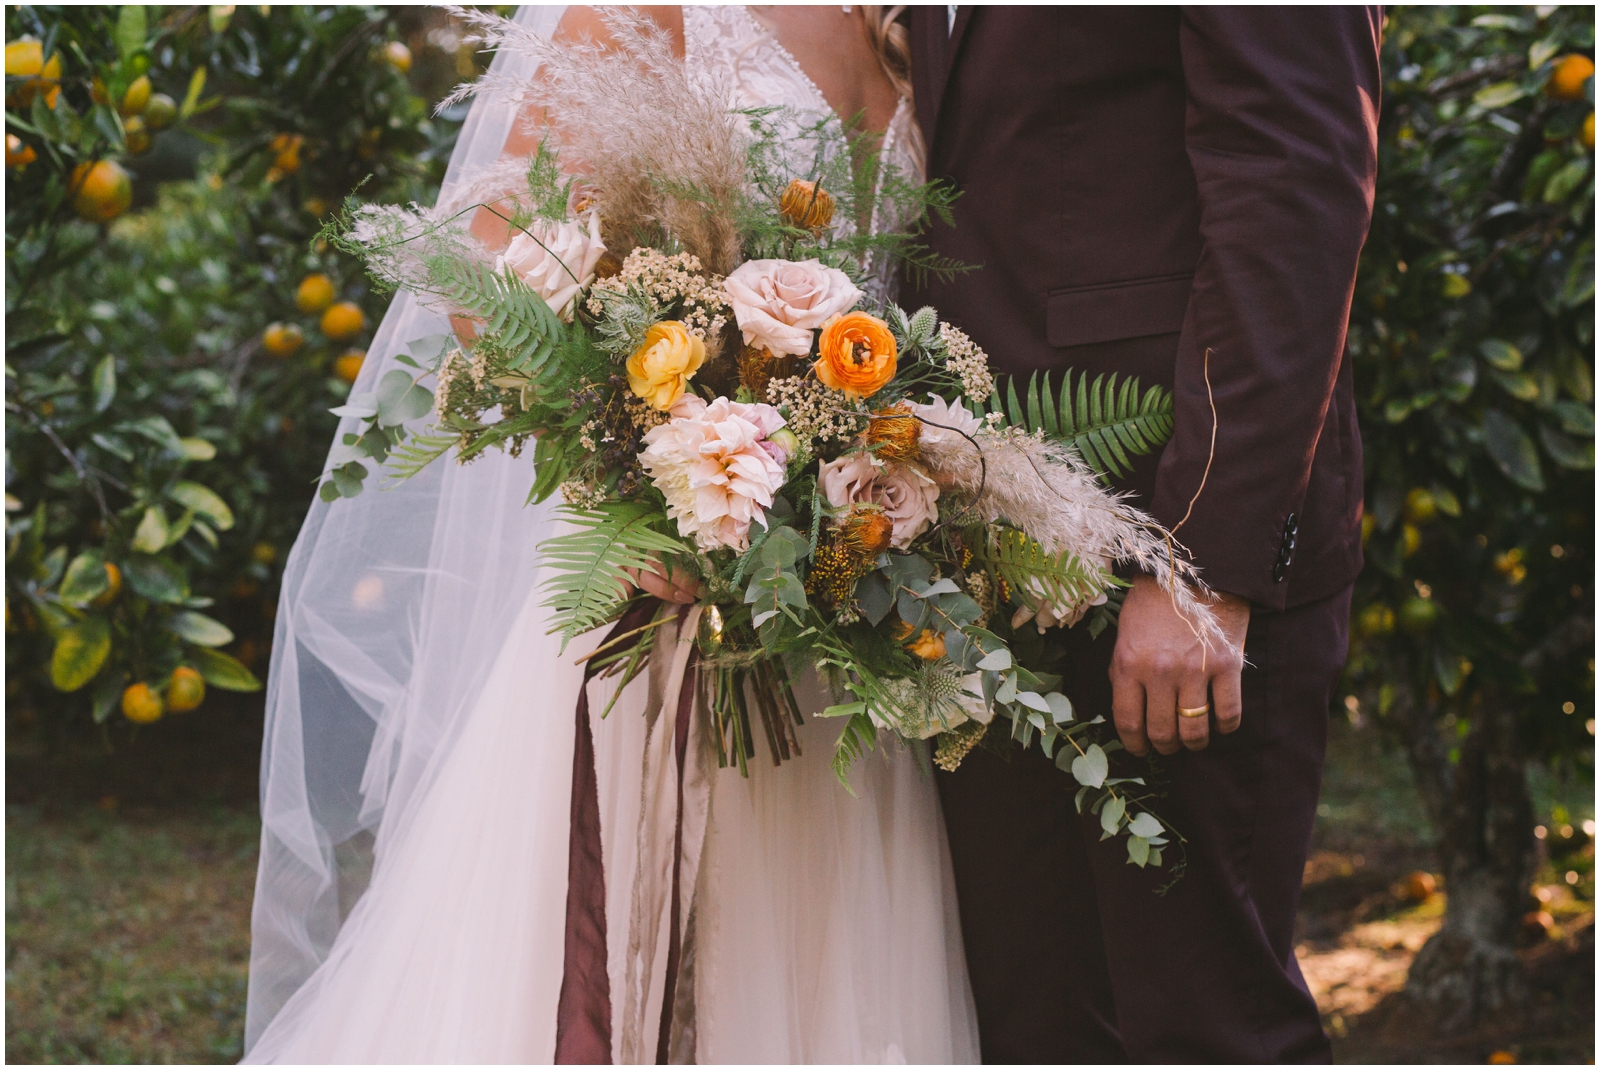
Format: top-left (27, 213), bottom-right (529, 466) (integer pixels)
top-left (1177, 703), bottom-right (1211, 719)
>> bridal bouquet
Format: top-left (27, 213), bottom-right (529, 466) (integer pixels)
top-left (319, 10), bottom-right (1221, 867)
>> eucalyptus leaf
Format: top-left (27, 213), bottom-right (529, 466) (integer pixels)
top-left (975, 647), bottom-right (1012, 671)
top-left (1127, 835), bottom-right (1151, 867)
top-left (1101, 794), bottom-right (1126, 836)
top-left (1127, 812), bottom-right (1164, 838)
top-left (1071, 743), bottom-right (1109, 788)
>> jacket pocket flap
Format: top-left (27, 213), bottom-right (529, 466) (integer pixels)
top-left (1046, 273), bottom-right (1193, 349)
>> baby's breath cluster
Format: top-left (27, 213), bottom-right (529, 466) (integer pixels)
top-left (765, 376), bottom-right (867, 448)
top-left (586, 247), bottom-right (730, 339)
top-left (938, 322), bottom-right (996, 403)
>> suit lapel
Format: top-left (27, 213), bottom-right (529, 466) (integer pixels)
top-left (923, 6), bottom-right (975, 158)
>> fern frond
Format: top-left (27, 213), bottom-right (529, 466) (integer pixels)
top-left (384, 431), bottom-right (457, 481)
top-left (428, 260), bottom-right (563, 378)
top-left (538, 502), bottom-right (690, 647)
top-left (830, 710), bottom-right (878, 791)
top-left (992, 370), bottom-right (1175, 480)
top-left (977, 527), bottom-right (1111, 613)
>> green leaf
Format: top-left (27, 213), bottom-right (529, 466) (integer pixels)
top-left (1543, 158), bottom-right (1590, 205)
top-left (1128, 812), bottom-right (1164, 838)
top-left (375, 370), bottom-right (434, 428)
top-left (123, 554), bottom-right (189, 604)
top-left (166, 481), bottom-right (234, 530)
top-left (1539, 425), bottom-right (1594, 469)
top-left (52, 616), bottom-right (111, 692)
top-left (537, 502), bottom-right (689, 646)
top-left (190, 647), bottom-right (262, 692)
top-left (179, 67), bottom-right (206, 120)
top-left (1482, 410), bottom-right (1545, 491)
top-left (132, 506), bottom-right (169, 553)
top-left (1127, 835), bottom-right (1151, 867)
top-left (1100, 793), bottom-right (1126, 836)
top-left (91, 672), bottom-right (123, 724)
top-left (58, 552), bottom-right (109, 606)
top-left (1071, 743), bottom-right (1108, 788)
top-left (92, 355), bottom-right (117, 412)
top-left (167, 610), bottom-right (234, 647)
top-left (1473, 81), bottom-right (1526, 109)
top-left (1550, 400), bottom-right (1594, 437)
top-left (116, 5), bottom-right (148, 59)
top-left (1478, 339), bottom-right (1523, 371)
top-left (179, 437), bottom-right (216, 461)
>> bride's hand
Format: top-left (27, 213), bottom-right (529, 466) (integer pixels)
top-left (622, 556), bottom-right (701, 605)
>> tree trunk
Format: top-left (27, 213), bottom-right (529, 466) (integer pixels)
top-left (1390, 681), bottom-right (1538, 1032)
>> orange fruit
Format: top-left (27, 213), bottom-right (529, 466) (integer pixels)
top-left (121, 682), bottom-right (165, 724)
top-left (1546, 54), bottom-right (1595, 101)
top-left (1403, 871), bottom-right (1436, 901)
top-left (321, 301), bottom-right (366, 341)
top-left (143, 92), bottom-right (177, 131)
top-left (70, 160), bottom-right (133, 223)
top-left (334, 348), bottom-right (366, 384)
top-left (269, 132), bottom-right (304, 174)
top-left (91, 562), bottom-right (123, 608)
top-left (262, 322), bottom-right (305, 358)
top-left (6, 39), bottom-right (61, 108)
top-left (165, 665), bottom-right (206, 713)
top-left (303, 196), bottom-right (330, 217)
top-left (1583, 113), bottom-right (1595, 150)
top-left (295, 273), bottom-right (337, 314)
top-left (1402, 488), bottom-right (1436, 525)
top-left (252, 542), bottom-right (277, 566)
top-left (1487, 1051), bottom-right (1517, 1064)
top-left (1360, 512), bottom-right (1375, 546)
top-left (6, 133), bottom-right (36, 170)
top-left (119, 74), bottom-right (151, 117)
top-left (123, 115), bottom-right (151, 155)
top-left (382, 41), bottom-right (412, 73)
top-left (1357, 603), bottom-right (1395, 638)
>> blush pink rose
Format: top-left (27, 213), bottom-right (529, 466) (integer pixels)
top-left (722, 258), bottom-right (862, 357)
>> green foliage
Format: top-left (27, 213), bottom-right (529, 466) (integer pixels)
top-left (972, 526), bottom-right (1115, 617)
top-left (537, 501), bottom-right (689, 647)
top-left (6, 6), bottom-right (464, 730)
top-left (986, 370), bottom-right (1175, 480)
top-left (1342, 7), bottom-right (1594, 771)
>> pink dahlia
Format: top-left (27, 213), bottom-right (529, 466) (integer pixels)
top-left (640, 395), bottom-right (789, 552)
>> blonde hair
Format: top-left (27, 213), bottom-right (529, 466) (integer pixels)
top-left (858, 5), bottom-right (923, 164)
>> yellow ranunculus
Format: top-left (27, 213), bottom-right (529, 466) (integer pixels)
top-left (627, 321), bottom-right (706, 410)
top-left (907, 627), bottom-right (946, 660)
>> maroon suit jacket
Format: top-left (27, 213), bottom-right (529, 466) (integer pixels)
top-left (909, 7), bottom-right (1381, 610)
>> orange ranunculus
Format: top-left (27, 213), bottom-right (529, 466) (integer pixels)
top-left (627, 320), bottom-right (706, 410)
top-left (907, 628), bottom-right (946, 660)
top-left (814, 311), bottom-right (897, 399)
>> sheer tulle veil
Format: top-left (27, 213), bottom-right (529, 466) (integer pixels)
top-left (242, 6), bottom-right (569, 1052)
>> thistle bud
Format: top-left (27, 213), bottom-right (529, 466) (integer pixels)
top-left (779, 179), bottom-right (835, 231)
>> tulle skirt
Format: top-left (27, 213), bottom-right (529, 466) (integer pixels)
top-left (244, 586), bottom-right (979, 1063)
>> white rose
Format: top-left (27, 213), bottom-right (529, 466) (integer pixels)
top-left (723, 258), bottom-right (862, 357)
top-left (494, 212), bottom-right (607, 321)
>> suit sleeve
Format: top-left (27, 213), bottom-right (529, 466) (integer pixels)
top-left (1150, 7), bottom-right (1381, 609)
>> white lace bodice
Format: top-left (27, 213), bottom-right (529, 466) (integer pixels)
top-left (683, 6), bottom-right (923, 299)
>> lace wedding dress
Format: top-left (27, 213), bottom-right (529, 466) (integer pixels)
top-left (241, 7), bottom-right (977, 1063)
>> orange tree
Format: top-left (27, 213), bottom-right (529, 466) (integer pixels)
top-left (6, 6), bottom-right (463, 734)
top-left (1344, 6), bottom-right (1592, 1027)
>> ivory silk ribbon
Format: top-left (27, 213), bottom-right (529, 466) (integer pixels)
top-left (556, 603), bottom-right (708, 1065)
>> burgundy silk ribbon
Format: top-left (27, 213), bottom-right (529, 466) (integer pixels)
top-left (555, 602), bottom-right (700, 1065)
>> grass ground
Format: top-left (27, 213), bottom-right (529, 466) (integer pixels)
top-left (5, 704), bottom-right (1594, 1063)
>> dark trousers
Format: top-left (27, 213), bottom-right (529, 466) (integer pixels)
top-left (939, 585), bottom-right (1352, 1063)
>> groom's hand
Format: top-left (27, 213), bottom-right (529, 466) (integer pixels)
top-left (1109, 576), bottom-right (1251, 756)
